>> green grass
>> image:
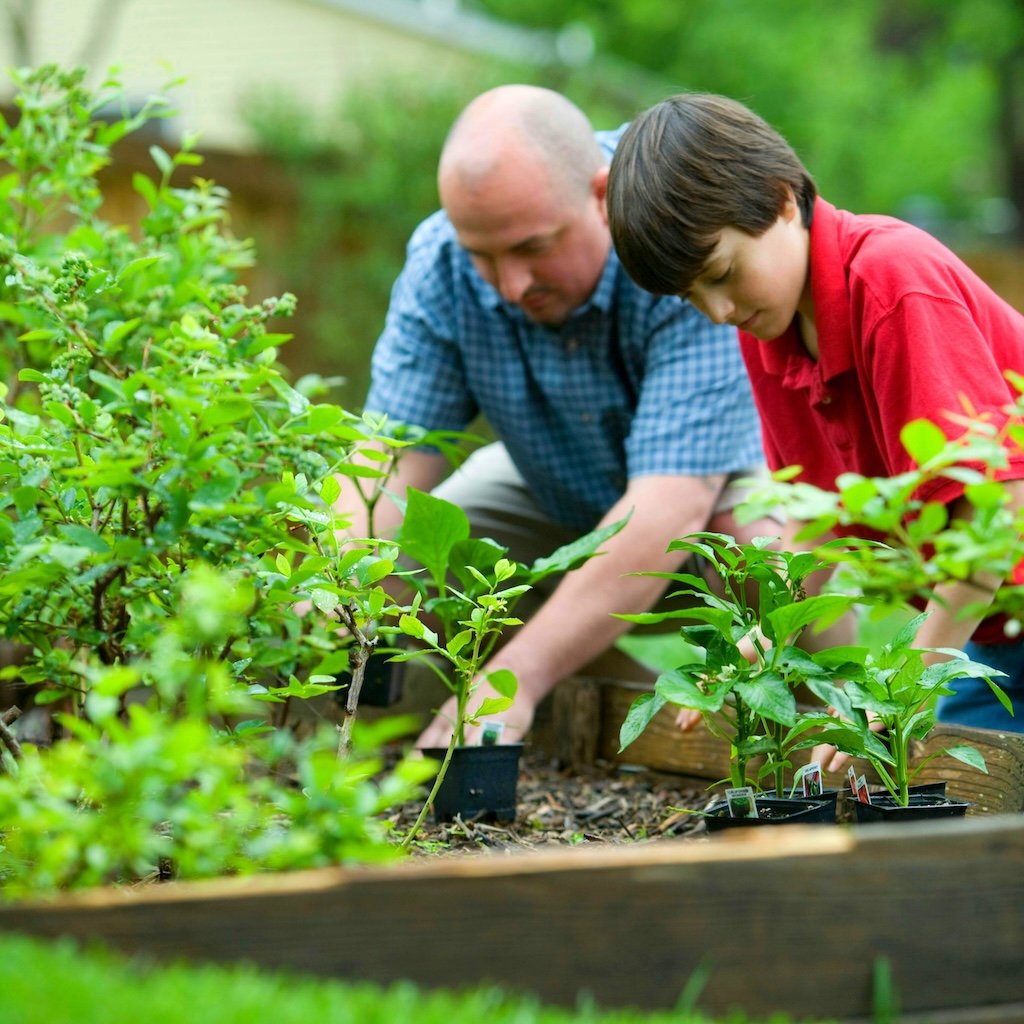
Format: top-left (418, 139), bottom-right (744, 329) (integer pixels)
top-left (0, 934), bottom-right (822, 1024)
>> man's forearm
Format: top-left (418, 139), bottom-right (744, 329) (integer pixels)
top-left (482, 474), bottom-right (721, 703)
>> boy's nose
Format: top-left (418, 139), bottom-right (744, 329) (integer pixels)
top-left (701, 292), bottom-right (734, 325)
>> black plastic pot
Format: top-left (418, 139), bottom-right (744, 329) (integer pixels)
top-left (853, 789), bottom-right (969, 823)
top-left (333, 651), bottom-right (405, 708)
top-left (789, 788), bottom-right (841, 816)
top-left (867, 780), bottom-right (946, 801)
top-left (703, 795), bottom-right (836, 830)
top-left (420, 743), bottom-right (523, 823)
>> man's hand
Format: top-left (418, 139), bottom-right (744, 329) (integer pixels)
top-left (415, 677), bottom-right (536, 749)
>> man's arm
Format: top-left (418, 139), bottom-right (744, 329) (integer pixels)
top-left (415, 472), bottom-right (724, 746)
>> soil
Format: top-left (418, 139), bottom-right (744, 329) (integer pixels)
top-left (386, 747), bottom-right (720, 856)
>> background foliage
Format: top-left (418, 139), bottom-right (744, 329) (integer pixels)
top-left (240, 0), bottom-right (1024, 405)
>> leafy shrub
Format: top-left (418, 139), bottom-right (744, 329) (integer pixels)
top-left (0, 65), bottom-right (441, 893)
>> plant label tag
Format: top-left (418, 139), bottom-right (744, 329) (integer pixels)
top-left (480, 720), bottom-right (505, 746)
top-left (801, 761), bottom-right (823, 797)
top-left (855, 774), bottom-right (872, 804)
top-left (847, 765), bottom-right (859, 796)
top-left (725, 786), bottom-right (758, 819)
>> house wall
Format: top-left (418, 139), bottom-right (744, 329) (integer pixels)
top-left (0, 0), bottom-right (487, 150)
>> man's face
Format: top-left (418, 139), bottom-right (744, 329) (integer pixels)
top-left (682, 200), bottom-right (810, 341)
top-left (442, 163), bottom-right (612, 327)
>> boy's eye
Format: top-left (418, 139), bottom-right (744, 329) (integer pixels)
top-left (709, 266), bottom-right (731, 284)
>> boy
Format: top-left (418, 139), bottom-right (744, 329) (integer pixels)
top-left (606, 92), bottom-right (1024, 732)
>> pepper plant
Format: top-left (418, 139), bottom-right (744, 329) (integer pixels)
top-left (739, 410), bottom-right (1024, 631)
top-left (800, 611), bottom-right (1000, 806)
top-left (617, 533), bottom-right (860, 795)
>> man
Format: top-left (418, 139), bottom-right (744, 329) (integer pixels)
top-left (357, 85), bottom-right (769, 747)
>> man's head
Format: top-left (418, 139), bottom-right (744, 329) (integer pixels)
top-left (606, 93), bottom-right (817, 314)
top-left (438, 85), bottom-right (611, 326)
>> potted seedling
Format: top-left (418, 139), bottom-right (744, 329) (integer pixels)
top-left (391, 487), bottom-right (627, 843)
top-left (801, 610), bottom-right (1004, 821)
top-left (731, 413), bottom-right (1021, 818)
top-left (618, 533), bottom-right (859, 827)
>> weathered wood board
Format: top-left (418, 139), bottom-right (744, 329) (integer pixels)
top-left (2, 817), bottom-right (1024, 1022)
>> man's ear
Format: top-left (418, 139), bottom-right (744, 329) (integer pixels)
top-left (593, 165), bottom-right (610, 222)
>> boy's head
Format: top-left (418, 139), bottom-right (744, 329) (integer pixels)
top-left (607, 93), bottom-right (817, 299)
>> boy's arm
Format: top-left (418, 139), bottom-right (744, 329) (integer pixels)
top-left (913, 482), bottom-right (1024, 655)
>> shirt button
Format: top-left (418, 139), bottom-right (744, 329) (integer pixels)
top-left (820, 395), bottom-right (832, 405)
top-left (580, 412), bottom-right (593, 424)
top-left (566, 338), bottom-right (580, 352)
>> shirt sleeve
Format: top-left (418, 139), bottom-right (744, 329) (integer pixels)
top-left (863, 292), bottom-right (1024, 503)
top-left (624, 300), bottom-right (766, 479)
top-left (363, 217), bottom-right (478, 432)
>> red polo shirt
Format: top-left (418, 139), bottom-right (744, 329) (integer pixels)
top-left (739, 198), bottom-right (1024, 643)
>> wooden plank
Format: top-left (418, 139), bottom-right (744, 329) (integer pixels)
top-left (2, 817), bottom-right (1023, 1021)
top-left (907, 723), bottom-right (1024, 813)
top-left (595, 679), bottom-right (736, 781)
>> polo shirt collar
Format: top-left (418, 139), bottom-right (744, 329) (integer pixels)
top-left (808, 198), bottom-right (855, 381)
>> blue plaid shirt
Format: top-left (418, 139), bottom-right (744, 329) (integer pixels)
top-left (365, 129), bottom-right (763, 532)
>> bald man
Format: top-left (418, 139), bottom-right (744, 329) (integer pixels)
top-left (357, 85), bottom-right (768, 747)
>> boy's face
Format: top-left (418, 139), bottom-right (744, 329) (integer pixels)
top-left (681, 198), bottom-right (810, 341)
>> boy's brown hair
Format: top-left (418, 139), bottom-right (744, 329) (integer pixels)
top-left (607, 93), bottom-right (817, 296)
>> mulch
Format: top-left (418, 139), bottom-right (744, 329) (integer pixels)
top-left (387, 747), bottom-right (720, 856)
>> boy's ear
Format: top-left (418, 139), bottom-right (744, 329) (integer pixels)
top-left (593, 165), bottom-right (610, 221)
top-left (781, 185), bottom-right (800, 223)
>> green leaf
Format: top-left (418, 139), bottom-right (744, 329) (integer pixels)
top-left (656, 668), bottom-right (723, 712)
top-left (310, 589), bottom-right (339, 615)
top-left (472, 695), bottom-right (513, 719)
top-left (56, 524), bottom-right (110, 554)
top-left (943, 743), bottom-right (987, 774)
top-left (900, 419), bottom-right (947, 466)
top-left (319, 474), bottom-right (341, 507)
top-left (200, 398), bottom-right (252, 428)
top-left (395, 489), bottom-right (469, 591)
top-left (528, 513), bottom-right (630, 582)
top-left (485, 668), bottom-right (517, 699)
top-left (766, 594), bottom-right (855, 644)
top-left (964, 480), bottom-right (1008, 510)
top-left (618, 690), bottom-right (667, 751)
top-left (149, 144), bottom-right (173, 177)
top-left (116, 255), bottom-right (165, 282)
top-left (735, 672), bottom-right (797, 726)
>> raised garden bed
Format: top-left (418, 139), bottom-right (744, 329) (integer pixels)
top-left (3, 676), bottom-right (1024, 1022)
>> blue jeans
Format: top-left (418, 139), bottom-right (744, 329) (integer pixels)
top-left (936, 640), bottom-right (1024, 732)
